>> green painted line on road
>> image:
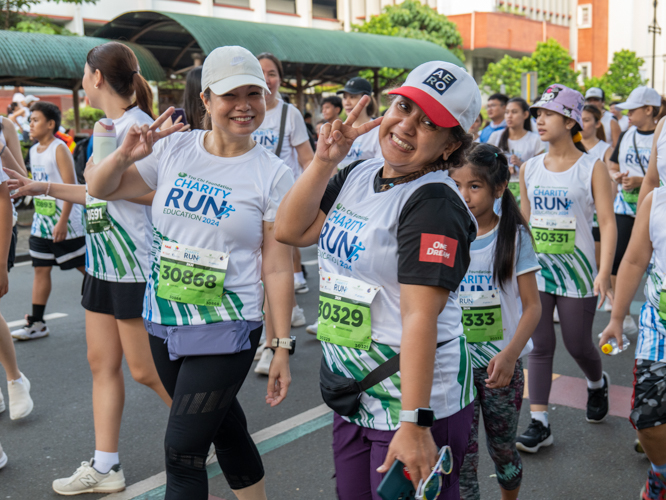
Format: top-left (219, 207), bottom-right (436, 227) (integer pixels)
top-left (131, 411), bottom-right (333, 499)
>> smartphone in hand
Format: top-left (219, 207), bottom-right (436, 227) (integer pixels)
top-left (376, 459), bottom-right (416, 500)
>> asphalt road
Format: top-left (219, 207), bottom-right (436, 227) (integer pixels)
top-left (0, 244), bottom-right (651, 500)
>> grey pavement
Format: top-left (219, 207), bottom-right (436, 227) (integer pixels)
top-left (0, 243), bottom-right (651, 499)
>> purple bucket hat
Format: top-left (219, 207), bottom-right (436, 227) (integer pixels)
top-left (530, 84), bottom-right (584, 127)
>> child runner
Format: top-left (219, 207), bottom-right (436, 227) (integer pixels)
top-left (451, 144), bottom-right (541, 500)
top-left (276, 61), bottom-right (481, 500)
top-left (600, 186), bottom-right (666, 500)
top-left (580, 104), bottom-right (612, 273)
top-left (305, 76), bottom-right (382, 336)
top-left (488, 97), bottom-right (545, 203)
top-left (11, 102), bottom-right (85, 341)
top-left (85, 46), bottom-right (294, 499)
top-left (516, 84), bottom-right (617, 453)
top-left (608, 86), bottom-right (661, 333)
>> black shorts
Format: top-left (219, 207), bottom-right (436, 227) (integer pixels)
top-left (592, 226), bottom-right (600, 243)
top-left (29, 235), bottom-right (85, 269)
top-left (7, 225), bottom-right (17, 271)
top-left (81, 273), bottom-right (146, 320)
top-left (612, 214), bottom-right (635, 275)
top-left (630, 359), bottom-right (666, 430)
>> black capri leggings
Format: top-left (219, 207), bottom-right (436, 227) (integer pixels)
top-left (612, 213), bottom-right (635, 275)
top-left (149, 326), bottom-right (264, 499)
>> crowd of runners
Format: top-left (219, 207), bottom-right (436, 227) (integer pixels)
top-left (0, 40), bottom-right (664, 500)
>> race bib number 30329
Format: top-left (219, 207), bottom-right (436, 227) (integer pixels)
top-left (156, 242), bottom-right (229, 307)
top-left (316, 272), bottom-right (380, 351)
top-left (459, 290), bottom-right (503, 343)
top-left (531, 215), bottom-right (576, 255)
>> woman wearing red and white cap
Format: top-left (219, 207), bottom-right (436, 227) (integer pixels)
top-left (276, 62), bottom-right (480, 499)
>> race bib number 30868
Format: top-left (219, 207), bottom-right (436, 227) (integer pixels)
top-left (156, 242), bottom-right (229, 307)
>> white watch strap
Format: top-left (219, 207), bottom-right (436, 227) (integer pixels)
top-left (399, 410), bottom-right (417, 423)
top-left (272, 338), bottom-right (291, 349)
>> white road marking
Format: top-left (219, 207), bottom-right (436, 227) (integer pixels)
top-left (101, 404), bottom-right (333, 499)
top-left (302, 259), bottom-right (318, 266)
top-left (6, 312), bottom-right (68, 328)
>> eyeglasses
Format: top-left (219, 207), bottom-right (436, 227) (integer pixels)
top-left (415, 446), bottom-right (453, 500)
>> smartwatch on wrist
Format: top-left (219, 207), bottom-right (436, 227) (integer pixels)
top-left (399, 408), bottom-right (434, 427)
top-left (270, 336), bottom-right (296, 355)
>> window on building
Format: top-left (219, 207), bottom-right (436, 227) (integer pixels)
top-left (577, 62), bottom-right (592, 85)
top-left (266, 0), bottom-right (296, 14)
top-left (215, 0), bottom-right (250, 6)
top-left (313, 0), bottom-right (336, 18)
top-left (577, 4), bottom-right (592, 28)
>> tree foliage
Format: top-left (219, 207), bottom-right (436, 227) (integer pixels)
top-left (10, 17), bottom-right (76, 35)
top-left (354, 0), bottom-right (464, 90)
top-left (603, 50), bottom-right (648, 100)
top-left (0, 0), bottom-right (97, 31)
top-left (482, 39), bottom-right (579, 97)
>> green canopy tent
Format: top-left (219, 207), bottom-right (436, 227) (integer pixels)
top-left (95, 10), bottom-right (464, 109)
top-left (0, 30), bottom-right (165, 131)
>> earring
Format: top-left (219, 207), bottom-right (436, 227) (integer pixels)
top-left (95, 84), bottom-right (99, 89)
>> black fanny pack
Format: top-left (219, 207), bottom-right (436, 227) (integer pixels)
top-left (320, 340), bottom-right (450, 417)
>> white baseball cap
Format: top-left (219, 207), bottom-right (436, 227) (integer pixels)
top-left (201, 46), bottom-right (270, 96)
top-left (388, 61), bottom-right (481, 131)
top-left (616, 86), bottom-right (662, 110)
top-left (24, 95), bottom-right (40, 104)
top-left (585, 87), bottom-right (605, 100)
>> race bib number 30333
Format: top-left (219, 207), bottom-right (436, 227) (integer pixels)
top-left (316, 272), bottom-right (380, 351)
top-left (156, 242), bottom-right (229, 307)
top-left (459, 290), bottom-right (503, 343)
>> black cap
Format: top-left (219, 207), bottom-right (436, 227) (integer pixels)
top-left (337, 77), bottom-right (372, 96)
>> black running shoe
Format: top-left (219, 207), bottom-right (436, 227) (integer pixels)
top-left (586, 371), bottom-right (610, 423)
top-left (516, 419), bottom-right (553, 453)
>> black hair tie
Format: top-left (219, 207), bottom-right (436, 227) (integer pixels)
top-left (130, 71), bottom-right (138, 77)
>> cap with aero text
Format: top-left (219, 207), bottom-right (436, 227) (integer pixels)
top-left (585, 87), bottom-right (605, 101)
top-left (202, 46), bottom-right (270, 96)
top-left (388, 62), bottom-right (481, 131)
top-left (615, 86), bottom-right (662, 110)
top-left (337, 77), bottom-right (372, 96)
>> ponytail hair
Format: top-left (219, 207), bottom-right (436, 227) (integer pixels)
top-left (571, 123), bottom-right (586, 153)
top-left (86, 42), bottom-right (154, 119)
top-left (498, 97), bottom-right (532, 152)
top-left (583, 104), bottom-right (606, 142)
top-left (452, 143), bottom-right (532, 291)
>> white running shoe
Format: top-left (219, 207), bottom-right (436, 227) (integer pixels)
top-left (295, 280), bottom-right (309, 294)
top-left (553, 307), bottom-right (560, 323)
top-left (254, 348), bottom-right (273, 376)
top-left (254, 343), bottom-right (266, 361)
top-left (306, 322), bottom-right (318, 336)
top-left (0, 388), bottom-right (5, 413)
top-left (0, 441), bottom-right (7, 470)
top-left (603, 300), bottom-right (613, 312)
top-left (11, 319), bottom-right (49, 341)
top-left (52, 460), bottom-right (125, 495)
top-left (8, 373), bottom-right (33, 420)
top-left (623, 315), bottom-right (638, 335)
top-left (291, 305), bottom-right (306, 328)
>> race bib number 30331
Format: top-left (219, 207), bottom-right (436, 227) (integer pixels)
top-left (459, 290), bottom-right (503, 343)
top-left (156, 242), bottom-right (229, 307)
top-left (531, 215), bottom-right (576, 255)
top-left (316, 272), bottom-right (380, 351)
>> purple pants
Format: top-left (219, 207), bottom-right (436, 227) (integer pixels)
top-left (332, 404), bottom-right (474, 500)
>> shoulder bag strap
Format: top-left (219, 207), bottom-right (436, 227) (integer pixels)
top-left (275, 102), bottom-right (289, 158)
top-left (358, 340), bottom-right (451, 392)
top-left (633, 131), bottom-right (646, 175)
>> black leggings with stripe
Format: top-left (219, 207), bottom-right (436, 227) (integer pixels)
top-left (149, 326), bottom-right (264, 499)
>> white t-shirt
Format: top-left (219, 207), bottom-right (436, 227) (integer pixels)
top-left (601, 110), bottom-right (614, 144)
top-left (488, 130), bottom-right (545, 181)
top-left (618, 115), bottom-right (630, 132)
top-left (85, 107), bottom-right (155, 283)
top-left (338, 124), bottom-right (382, 169)
top-left (251, 99), bottom-right (310, 180)
top-left (613, 127), bottom-right (654, 217)
top-left (30, 138), bottom-right (85, 240)
top-left (136, 130), bottom-right (294, 326)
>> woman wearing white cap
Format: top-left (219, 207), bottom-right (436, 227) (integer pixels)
top-left (607, 86), bottom-right (660, 334)
top-left (85, 46), bottom-right (295, 499)
top-left (276, 61), bottom-right (480, 499)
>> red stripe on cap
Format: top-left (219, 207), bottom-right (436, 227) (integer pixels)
top-left (388, 86), bottom-right (460, 128)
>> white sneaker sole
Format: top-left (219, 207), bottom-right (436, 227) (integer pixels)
top-left (306, 325), bottom-right (317, 335)
top-left (0, 451), bottom-right (7, 469)
top-left (291, 318), bottom-right (306, 328)
top-left (52, 481), bottom-right (126, 495)
top-left (12, 330), bottom-right (49, 341)
top-left (516, 434), bottom-right (553, 453)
